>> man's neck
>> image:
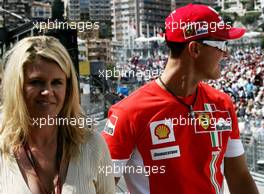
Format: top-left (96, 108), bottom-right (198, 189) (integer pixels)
top-left (158, 58), bottom-right (198, 97)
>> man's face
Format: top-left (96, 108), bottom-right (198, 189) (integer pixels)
top-left (194, 39), bottom-right (228, 80)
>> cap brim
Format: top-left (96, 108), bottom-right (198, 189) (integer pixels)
top-left (211, 27), bottom-right (246, 40)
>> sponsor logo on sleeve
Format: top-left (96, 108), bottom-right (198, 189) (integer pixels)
top-left (104, 115), bottom-right (118, 136)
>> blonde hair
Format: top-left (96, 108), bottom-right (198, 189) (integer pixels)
top-left (0, 36), bottom-right (89, 159)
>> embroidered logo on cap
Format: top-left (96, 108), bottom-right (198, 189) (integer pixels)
top-left (183, 22), bottom-right (209, 39)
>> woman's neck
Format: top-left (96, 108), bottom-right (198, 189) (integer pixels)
top-left (28, 125), bottom-right (59, 148)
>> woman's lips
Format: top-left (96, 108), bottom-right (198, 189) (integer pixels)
top-left (36, 100), bottom-right (56, 106)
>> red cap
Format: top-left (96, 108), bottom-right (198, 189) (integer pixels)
top-left (165, 4), bottom-right (246, 42)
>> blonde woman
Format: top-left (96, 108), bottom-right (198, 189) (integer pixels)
top-left (0, 36), bottom-right (115, 194)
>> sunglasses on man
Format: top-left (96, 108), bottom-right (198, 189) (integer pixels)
top-left (197, 40), bottom-right (228, 52)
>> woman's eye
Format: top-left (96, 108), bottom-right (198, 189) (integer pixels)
top-left (52, 80), bottom-right (63, 85)
top-left (29, 80), bottom-right (43, 85)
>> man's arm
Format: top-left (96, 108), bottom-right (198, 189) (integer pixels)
top-left (224, 154), bottom-right (259, 194)
top-left (102, 106), bottom-right (136, 186)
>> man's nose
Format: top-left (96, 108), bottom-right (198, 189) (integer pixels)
top-left (223, 50), bottom-right (230, 58)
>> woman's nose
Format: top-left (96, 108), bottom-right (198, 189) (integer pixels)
top-left (41, 89), bottom-right (50, 95)
top-left (40, 84), bottom-right (53, 95)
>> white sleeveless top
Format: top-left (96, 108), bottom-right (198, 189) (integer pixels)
top-left (0, 131), bottom-right (115, 194)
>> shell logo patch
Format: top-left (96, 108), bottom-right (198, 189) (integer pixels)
top-left (150, 119), bottom-right (175, 145)
top-left (198, 113), bottom-right (210, 130)
top-left (155, 124), bottom-right (170, 139)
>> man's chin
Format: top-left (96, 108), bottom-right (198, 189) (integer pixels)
top-left (213, 74), bottom-right (221, 80)
top-left (210, 70), bottom-right (221, 80)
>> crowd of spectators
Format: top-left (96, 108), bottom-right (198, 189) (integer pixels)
top-left (205, 46), bottom-right (264, 164)
top-left (124, 47), bottom-right (264, 169)
top-left (127, 48), bottom-right (263, 117)
top-left (208, 47), bottom-right (263, 126)
top-left (212, 47), bottom-right (264, 171)
top-left (123, 47), bottom-right (264, 133)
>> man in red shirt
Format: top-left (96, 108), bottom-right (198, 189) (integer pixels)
top-left (102, 4), bottom-right (259, 194)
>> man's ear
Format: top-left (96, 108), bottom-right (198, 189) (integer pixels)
top-left (188, 41), bottom-right (201, 58)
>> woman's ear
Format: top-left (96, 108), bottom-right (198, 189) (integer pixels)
top-left (188, 41), bottom-right (201, 58)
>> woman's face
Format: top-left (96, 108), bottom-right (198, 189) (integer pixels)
top-left (23, 58), bottom-right (67, 120)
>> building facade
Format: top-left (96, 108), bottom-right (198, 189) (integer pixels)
top-left (87, 38), bottom-right (112, 65)
top-left (1, 0), bottom-right (32, 29)
top-left (67, 0), bottom-right (80, 20)
top-left (31, 1), bottom-right (52, 19)
top-left (89, 0), bottom-right (111, 22)
top-left (219, 0), bottom-right (263, 15)
top-left (80, 0), bottom-right (111, 22)
top-left (80, 0), bottom-right (89, 20)
top-left (111, 0), bottom-right (172, 42)
top-left (111, 0), bottom-right (171, 60)
top-left (79, 0), bottom-right (111, 38)
top-left (173, 0), bottom-right (217, 8)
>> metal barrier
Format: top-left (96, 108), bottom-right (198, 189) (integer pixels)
top-left (240, 124), bottom-right (264, 185)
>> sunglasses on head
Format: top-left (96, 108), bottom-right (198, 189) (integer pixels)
top-left (197, 40), bottom-right (228, 52)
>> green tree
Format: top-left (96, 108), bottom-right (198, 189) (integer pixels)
top-left (213, 6), bottom-right (222, 12)
top-left (220, 12), bottom-right (235, 26)
top-left (52, 0), bottom-right (64, 20)
top-left (261, 23), bottom-right (264, 32)
top-left (98, 21), bottom-right (112, 39)
top-left (239, 12), bottom-right (261, 26)
top-left (261, 38), bottom-right (264, 49)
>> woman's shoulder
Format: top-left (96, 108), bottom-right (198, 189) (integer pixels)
top-left (86, 130), bottom-right (107, 147)
top-left (0, 149), bottom-right (4, 166)
top-left (80, 130), bottom-right (109, 160)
